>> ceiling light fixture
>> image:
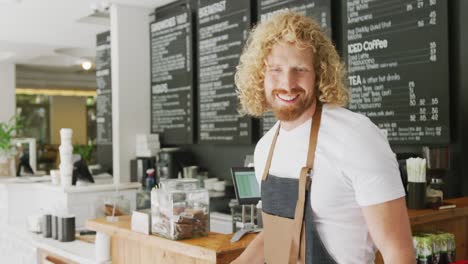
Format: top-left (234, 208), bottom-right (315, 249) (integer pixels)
top-left (77, 1), bottom-right (110, 26)
top-left (81, 60), bottom-right (93, 70)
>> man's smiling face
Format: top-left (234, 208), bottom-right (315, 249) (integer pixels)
top-left (264, 41), bottom-right (316, 121)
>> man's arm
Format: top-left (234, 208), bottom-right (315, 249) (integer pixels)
top-left (362, 197), bottom-right (415, 264)
top-left (231, 231), bottom-right (265, 264)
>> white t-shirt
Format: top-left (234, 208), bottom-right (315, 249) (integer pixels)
top-left (254, 104), bottom-right (405, 264)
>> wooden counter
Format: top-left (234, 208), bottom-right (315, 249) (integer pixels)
top-left (88, 197), bottom-right (468, 264)
top-left (375, 197), bottom-right (468, 263)
top-left (87, 216), bottom-right (256, 264)
top-left (410, 197), bottom-right (468, 257)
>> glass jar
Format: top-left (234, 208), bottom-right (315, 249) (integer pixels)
top-left (96, 195), bottom-right (131, 221)
top-left (430, 177), bottom-right (444, 191)
top-left (426, 178), bottom-right (444, 208)
top-left (151, 179), bottom-right (209, 240)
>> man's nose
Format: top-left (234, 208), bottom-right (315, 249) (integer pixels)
top-left (280, 70), bottom-right (297, 91)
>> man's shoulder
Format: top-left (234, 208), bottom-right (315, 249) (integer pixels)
top-left (256, 123), bottom-right (278, 147)
top-left (324, 105), bottom-right (391, 159)
top-left (254, 121), bottom-right (279, 157)
top-left (323, 104), bottom-right (376, 131)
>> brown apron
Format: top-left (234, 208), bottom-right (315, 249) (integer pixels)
top-left (261, 105), bottom-right (337, 264)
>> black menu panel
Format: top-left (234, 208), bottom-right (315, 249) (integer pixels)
top-left (96, 31), bottom-right (112, 145)
top-left (96, 31), bottom-right (113, 172)
top-left (257, 0), bottom-right (332, 135)
top-left (257, 0), bottom-right (331, 33)
top-left (197, 0), bottom-right (253, 144)
top-left (343, 0), bottom-right (449, 144)
top-left (150, 0), bottom-right (195, 144)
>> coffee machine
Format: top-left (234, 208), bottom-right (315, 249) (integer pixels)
top-left (157, 148), bottom-right (195, 180)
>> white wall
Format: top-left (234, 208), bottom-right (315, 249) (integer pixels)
top-left (110, 4), bottom-right (151, 184)
top-left (0, 63), bottom-right (16, 124)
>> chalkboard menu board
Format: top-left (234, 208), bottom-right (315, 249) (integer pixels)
top-left (96, 31), bottom-right (112, 145)
top-left (257, 0), bottom-right (332, 135)
top-left (150, 0), bottom-right (195, 144)
top-left (96, 31), bottom-right (113, 171)
top-left (342, 0), bottom-right (450, 144)
top-left (197, 0), bottom-right (253, 144)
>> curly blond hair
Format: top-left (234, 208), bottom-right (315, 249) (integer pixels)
top-left (235, 11), bottom-right (349, 117)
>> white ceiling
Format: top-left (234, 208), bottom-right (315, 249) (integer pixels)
top-left (0, 0), bottom-right (174, 68)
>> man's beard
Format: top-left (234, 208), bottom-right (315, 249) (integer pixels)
top-left (267, 87), bottom-right (315, 121)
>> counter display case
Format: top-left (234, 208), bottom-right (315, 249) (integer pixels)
top-left (151, 179), bottom-right (209, 240)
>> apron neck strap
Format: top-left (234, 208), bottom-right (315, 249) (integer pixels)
top-left (261, 103), bottom-right (323, 181)
top-left (306, 103), bottom-right (322, 169)
top-left (288, 103), bottom-right (322, 264)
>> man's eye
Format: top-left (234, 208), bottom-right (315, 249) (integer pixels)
top-left (268, 68), bottom-right (281, 72)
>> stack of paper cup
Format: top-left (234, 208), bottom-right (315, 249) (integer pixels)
top-left (50, 169), bottom-right (61, 185)
top-left (95, 231), bottom-right (111, 262)
top-left (59, 128), bottom-right (74, 188)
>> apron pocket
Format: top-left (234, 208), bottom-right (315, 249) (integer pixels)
top-left (262, 211), bottom-right (295, 264)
